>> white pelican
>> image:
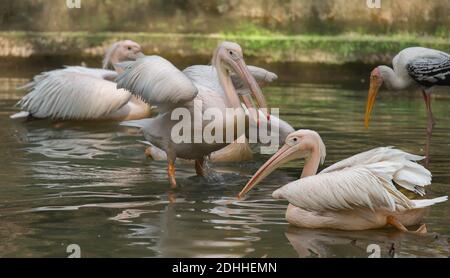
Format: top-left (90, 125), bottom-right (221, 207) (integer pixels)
top-left (142, 63), bottom-right (293, 163)
top-left (11, 40), bottom-right (150, 121)
top-left (142, 114), bottom-right (294, 163)
top-left (238, 129), bottom-right (447, 232)
top-left (365, 47), bottom-right (450, 165)
top-left (118, 41), bottom-right (268, 187)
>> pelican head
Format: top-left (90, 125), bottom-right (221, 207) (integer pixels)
top-left (212, 41), bottom-right (268, 113)
top-left (103, 40), bottom-right (144, 70)
top-left (238, 129), bottom-right (326, 198)
top-left (365, 67), bottom-right (384, 128)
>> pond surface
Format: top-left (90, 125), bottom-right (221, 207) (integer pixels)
top-left (0, 68), bottom-right (449, 258)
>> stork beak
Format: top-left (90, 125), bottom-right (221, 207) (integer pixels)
top-left (232, 58), bottom-right (270, 121)
top-left (364, 78), bottom-right (381, 128)
top-left (237, 144), bottom-right (298, 198)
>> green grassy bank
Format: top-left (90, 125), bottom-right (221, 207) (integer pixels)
top-left (1, 31), bottom-right (450, 64)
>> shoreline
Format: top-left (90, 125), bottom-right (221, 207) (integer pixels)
top-left (1, 31), bottom-right (450, 65)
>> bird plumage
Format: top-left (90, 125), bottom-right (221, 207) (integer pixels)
top-left (273, 147), bottom-right (444, 213)
top-left (116, 56), bottom-right (198, 109)
top-left (239, 130), bottom-right (447, 231)
top-left (13, 67), bottom-right (131, 120)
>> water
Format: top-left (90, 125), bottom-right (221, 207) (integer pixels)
top-left (0, 71), bottom-right (449, 258)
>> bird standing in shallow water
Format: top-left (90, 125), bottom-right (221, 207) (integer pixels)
top-left (365, 47), bottom-right (450, 166)
top-left (238, 129), bottom-right (447, 232)
top-left (118, 41), bottom-right (269, 188)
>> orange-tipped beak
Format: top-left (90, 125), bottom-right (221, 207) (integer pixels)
top-left (364, 79), bottom-right (381, 128)
top-left (237, 144), bottom-right (297, 199)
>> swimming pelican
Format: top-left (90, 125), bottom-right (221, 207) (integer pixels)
top-left (365, 47), bottom-right (450, 165)
top-left (118, 41), bottom-right (268, 187)
top-left (238, 129), bottom-right (447, 232)
top-left (11, 40), bottom-right (150, 121)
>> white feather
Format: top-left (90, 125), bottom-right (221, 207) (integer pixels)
top-left (15, 67), bottom-right (128, 120)
top-left (411, 196), bottom-right (448, 208)
top-left (272, 147), bottom-right (441, 213)
top-left (115, 56), bottom-right (198, 108)
top-left (321, 147), bottom-right (430, 195)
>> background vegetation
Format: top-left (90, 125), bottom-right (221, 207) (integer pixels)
top-left (0, 0), bottom-right (449, 64)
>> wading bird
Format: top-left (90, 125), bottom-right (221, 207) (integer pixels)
top-left (11, 40), bottom-right (150, 121)
top-left (238, 129), bottom-right (447, 232)
top-left (365, 47), bottom-right (450, 165)
top-left (141, 64), bottom-right (294, 163)
top-left (142, 114), bottom-right (294, 163)
top-left (119, 41), bottom-right (268, 187)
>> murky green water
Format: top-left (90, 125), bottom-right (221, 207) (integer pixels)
top-left (0, 71), bottom-right (449, 258)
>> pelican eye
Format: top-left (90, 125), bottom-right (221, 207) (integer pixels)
top-left (128, 47), bottom-right (132, 50)
top-left (286, 137), bottom-right (299, 147)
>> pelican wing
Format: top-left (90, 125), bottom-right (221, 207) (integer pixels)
top-left (231, 65), bottom-right (278, 88)
top-left (18, 66), bottom-right (117, 91)
top-left (115, 56), bottom-right (198, 107)
top-left (406, 52), bottom-right (450, 87)
top-left (273, 163), bottom-right (414, 213)
top-left (17, 68), bottom-right (131, 120)
top-left (320, 147), bottom-right (430, 196)
top-left (182, 65), bottom-right (277, 93)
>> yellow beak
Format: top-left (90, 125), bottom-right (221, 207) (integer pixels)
top-left (364, 79), bottom-right (381, 128)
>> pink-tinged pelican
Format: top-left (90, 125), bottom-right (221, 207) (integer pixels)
top-left (118, 41), bottom-right (268, 187)
top-left (238, 129), bottom-right (447, 232)
top-left (143, 65), bottom-right (294, 163)
top-left (142, 114), bottom-right (294, 163)
top-left (11, 40), bottom-right (150, 121)
top-left (365, 47), bottom-right (450, 165)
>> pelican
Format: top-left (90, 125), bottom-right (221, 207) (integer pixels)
top-left (142, 114), bottom-right (294, 163)
top-left (142, 63), bottom-right (294, 163)
top-left (118, 41), bottom-right (268, 187)
top-left (365, 47), bottom-right (450, 164)
top-left (238, 129), bottom-right (447, 232)
top-left (10, 40), bottom-right (150, 121)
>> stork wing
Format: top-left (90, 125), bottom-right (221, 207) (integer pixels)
top-left (17, 68), bottom-right (131, 120)
top-left (406, 52), bottom-right (450, 87)
top-left (115, 56), bottom-right (198, 107)
top-left (320, 147), bottom-right (431, 196)
top-left (182, 65), bottom-right (277, 93)
top-left (273, 164), bottom-right (414, 213)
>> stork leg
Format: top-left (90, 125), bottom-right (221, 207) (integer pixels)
top-left (422, 90), bottom-right (435, 167)
top-left (167, 158), bottom-right (177, 189)
top-left (195, 158), bottom-right (206, 177)
top-left (386, 216), bottom-right (427, 234)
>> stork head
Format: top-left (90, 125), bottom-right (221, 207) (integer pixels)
top-left (212, 41), bottom-right (268, 116)
top-left (237, 129), bottom-right (326, 198)
top-left (103, 40), bottom-right (144, 70)
top-left (365, 67), bottom-right (384, 128)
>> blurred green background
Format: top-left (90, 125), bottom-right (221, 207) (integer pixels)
top-left (2, 0), bottom-right (450, 35)
top-left (0, 0), bottom-right (449, 65)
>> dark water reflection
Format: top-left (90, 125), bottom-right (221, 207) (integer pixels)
top-left (0, 76), bottom-right (449, 258)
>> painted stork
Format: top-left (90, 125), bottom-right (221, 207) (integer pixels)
top-left (365, 47), bottom-right (450, 165)
top-left (238, 129), bottom-right (447, 232)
